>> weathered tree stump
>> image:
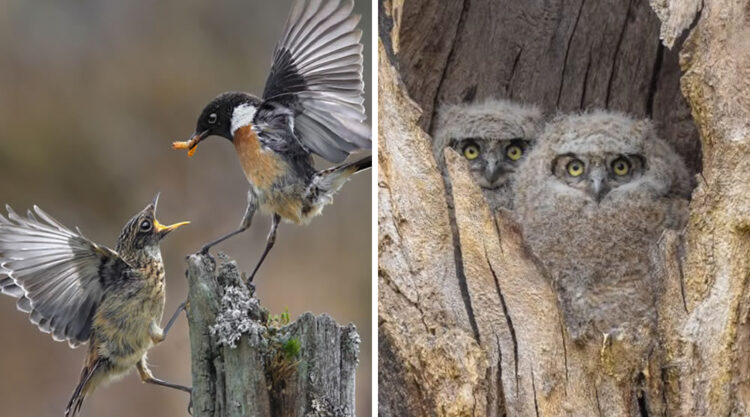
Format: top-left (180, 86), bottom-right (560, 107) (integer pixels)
top-left (185, 253), bottom-right (360, 417)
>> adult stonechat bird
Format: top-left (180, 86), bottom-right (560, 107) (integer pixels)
top-left (172, 0), bottom-right (371, 282)
top-left (0, 195), bottom-right (190, 417)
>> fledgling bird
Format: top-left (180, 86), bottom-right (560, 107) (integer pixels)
top-left (172, 0), bottom-right (371, 282)
top-left (432, 99), bottom-right (544, 211)
top-left (514, 111), bottom-right (693, 342)
top-left (0, 195), bottom-right (190, 417)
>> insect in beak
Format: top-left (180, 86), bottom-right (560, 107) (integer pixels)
top-left (172, 130), bottom-right (210, 157)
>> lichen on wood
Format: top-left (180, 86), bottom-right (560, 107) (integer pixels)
top-left (185, 253), bottom-right (360, 417)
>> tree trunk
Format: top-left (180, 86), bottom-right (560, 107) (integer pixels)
top-left (378, 0), bottom-right (749, 416)
top-left (186, 253), bottom-right (360, 417)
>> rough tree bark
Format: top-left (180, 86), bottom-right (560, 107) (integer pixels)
top-left (185, 253), bottom-right (360, 417)
top-left (378, 0), bottom-right (749, 416)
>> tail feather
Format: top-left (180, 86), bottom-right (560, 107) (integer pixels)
top-left (314, 155), bottom-right (371, 192)
top-left (342, 154), bottom-right (371, 173)
top-left (300, 155), bottom-right (371, 222)
top-left (66, 356), bottom-right (104, 417)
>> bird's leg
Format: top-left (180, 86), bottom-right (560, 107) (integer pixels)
top-left (247, 213), bottom-right (281, 283)
top-left (163, 300), bottom-right (188, 338)
top-left (136, 359), bottom-right (192, 394)
top-left (150, 300), bottom-right (188, 344)
top-left (199, 191), bottom-right (257, 255)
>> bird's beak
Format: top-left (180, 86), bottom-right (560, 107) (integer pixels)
top-left (487, 163), bottom-right (508, 185)
top-left (587, 167), bottom-right (610, 203)
top-left (154, 219), bottom-right (190, 237)
top-left (172, 130), bottom-right (209, 157)
top-left (149, 192), bottom-right (189, 237)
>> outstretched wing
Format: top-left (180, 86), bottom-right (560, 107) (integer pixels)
top-left (260, 0), bottom-right (370, 163)
top-left (0, 206), bottom-right (123, 347)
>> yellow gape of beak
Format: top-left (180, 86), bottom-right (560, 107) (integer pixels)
top-left (154, 219), bottom-right (190, 234)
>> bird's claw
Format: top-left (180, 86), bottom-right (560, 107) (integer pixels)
top-left (198, 246), bottom-right (214, 262)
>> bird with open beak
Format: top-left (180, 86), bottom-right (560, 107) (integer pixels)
top-left (0, 194), bottom-right (190, 417)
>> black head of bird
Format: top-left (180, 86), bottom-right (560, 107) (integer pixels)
top-left (170, 0), bottom-right (372, 283)
top-left (0, 194), bottom-right (191, 417)
top-left (176, 92), bottom-right (261, 155)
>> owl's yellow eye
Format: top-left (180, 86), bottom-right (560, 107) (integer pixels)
top-left (566, 159), bottom-right (584, 177)
top-left (612, 158), bottom-right (630, 176)
top-left (463, 145), bottom-right (480, 160)
top-left (506, 145), bottom-right (523, 161)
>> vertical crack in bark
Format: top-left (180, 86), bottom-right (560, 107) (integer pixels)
top-left (491, 215), bottom-right (506, 257)
top-left (660, 366), bottom-right (669, 416)
top-left (495, 335), bottom-right (508, 417)
top-left (605, 0), bottom-right (634, 108)
top-left (556, 0), bottom-right (586, 107)
top-left (440, 166), bottom-right (481, 342)
top-left (426, 0), bottom-right (483, 343)
top-left (677, 234), bottom-right (690, 313)
top-left (580, 48), bottom-right (592, 109)
top-left (486, 250), bottom-right (519, 390)
top-left (428, 0), bottom-right (471, 133)
top-left (637, 373), bottom-right (650, 417)
top-left (531, 367), bottom-right (540, 417)
top-left (595, 387), bottom-right (604, 417)
top-left (378, 0), bottom-right (397, 68)
top-left (646, 42), bottom-right (665, 118)
top-left (507, 45), bottom-right (524, 98)
top-left (559, 318), bottom-right (570, 385)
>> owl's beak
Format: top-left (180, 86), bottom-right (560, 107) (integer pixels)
top-left (487, 165), bottom-right (508, 184)
top-left (588, 167), bottom-right (610, 203)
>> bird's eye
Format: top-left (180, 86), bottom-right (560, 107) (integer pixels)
top-left (208, 113), bottom-right (218, 124)
top-left (140, 220), bottom-right (152, 231)
top-left (612, 158), bottom-right (630, 176)
top-left (506, 145), bottom-right (523, 161)
top-left (463, 144), bottom-right (480, 160)
top-left (566, 159), bottom-right (584, 177)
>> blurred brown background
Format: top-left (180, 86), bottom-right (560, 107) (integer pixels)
top-left (0, 0), bottom-right (372, 416)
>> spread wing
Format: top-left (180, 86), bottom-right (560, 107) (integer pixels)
top-left (260, 0), bottom-right (370, 163)
top-left (0, 205), bottom-right (123, 347)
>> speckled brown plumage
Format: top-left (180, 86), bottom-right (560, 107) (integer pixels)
top-left (0, 195), bottom-right (190, 416)
top-left (514, 111), bottom-right (693, 342)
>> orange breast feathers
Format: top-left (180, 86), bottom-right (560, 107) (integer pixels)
top-left (233, 125), bottom-right (287, 190)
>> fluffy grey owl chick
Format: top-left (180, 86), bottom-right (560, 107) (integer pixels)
top-left (514, 111), bottom-right (692, 341)
top-left (433, 99), bottom-right (544, 210)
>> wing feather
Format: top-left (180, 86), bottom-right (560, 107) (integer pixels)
top-left (0, 205), bottom-right (121, 347)
top-left (260, 0), bottom-right (370, 163)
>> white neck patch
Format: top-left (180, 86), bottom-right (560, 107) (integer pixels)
top-left (231, 103), bottom-right (258, 136)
